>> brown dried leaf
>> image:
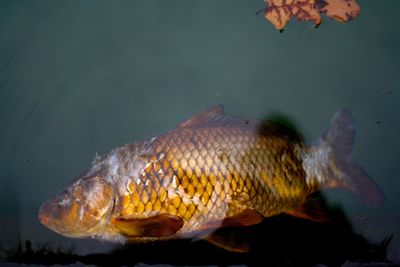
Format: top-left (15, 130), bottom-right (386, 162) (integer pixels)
top-left (262, 0), bottom-right (360, 30)
top-left (319, 0), bottom-right (360, 22)
top-left (264, 0), bottom-right (321, 30)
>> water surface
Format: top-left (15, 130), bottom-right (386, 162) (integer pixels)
top-left (0, 0), bottom-right (399, 265)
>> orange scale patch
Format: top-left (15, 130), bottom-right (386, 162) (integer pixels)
top-left (162, 160), bottom-right (170, 171)
top-left (136, 202), bottom-right (145, 213)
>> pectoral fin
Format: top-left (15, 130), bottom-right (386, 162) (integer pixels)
top-left (112, 214), bottom-right (183, 238)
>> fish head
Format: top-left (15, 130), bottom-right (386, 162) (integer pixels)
top-left (38, 168), bottom-right (114, 238)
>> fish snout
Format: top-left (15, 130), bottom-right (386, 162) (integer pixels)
top-left (38, 190), bottom-right (79, 235)
top-left (38, 197), bottom-right (66, 232)
top-left (38, 202), bottom-right (50, 226)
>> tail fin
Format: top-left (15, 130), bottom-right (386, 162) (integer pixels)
top-left (319, 109), bottom-right (384, 207)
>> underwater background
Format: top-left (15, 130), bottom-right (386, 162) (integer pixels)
top-left (0, 0), bottom-right (399, 266)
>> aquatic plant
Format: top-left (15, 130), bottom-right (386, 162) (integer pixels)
top-left (1, 239), bottom-right (78, 266)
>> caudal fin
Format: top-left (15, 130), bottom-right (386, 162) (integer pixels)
top-left (319, 109), bottom-right (384, 207)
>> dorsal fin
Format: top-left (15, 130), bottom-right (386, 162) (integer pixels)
top-left (177, 105), bottom-right (262, 129)
top-left (177, 105), bottom-right (303, 143)
top-left (177, 105), bottom-right (225, 128)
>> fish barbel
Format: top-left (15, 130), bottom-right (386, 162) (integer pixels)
top-left (39, 105), bottom-right (384, 251)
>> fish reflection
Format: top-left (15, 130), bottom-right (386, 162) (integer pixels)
top-left (38, 105), bottom-right (384, 252)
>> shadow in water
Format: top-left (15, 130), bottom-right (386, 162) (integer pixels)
top-left (3, 198), bottom-right (395, 266)
top-left (105, 194), bottom-right (393, 267)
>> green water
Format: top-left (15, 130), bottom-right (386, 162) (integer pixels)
top-left (0, 0), bottom-right (399, 264)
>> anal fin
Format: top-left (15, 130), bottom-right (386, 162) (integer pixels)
top-left (201, 209), bottom-right (264, 253)
top-left (204, 231), bottom-right (250, 253)
top-left (285, 196), bottom-right (329, 222)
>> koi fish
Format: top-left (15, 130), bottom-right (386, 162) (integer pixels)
top-left (38, 105), bottom-right (384, 252)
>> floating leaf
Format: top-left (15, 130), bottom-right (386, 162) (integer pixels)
top-left (318, 0), bottom-right (360, 22)
top-left (263, 0), bottom-right (321, 30)
top-left (261, 0), bottom-right (360, 30)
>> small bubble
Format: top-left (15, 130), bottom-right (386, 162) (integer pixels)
top-left (355, 215), bottom-right (367, 222)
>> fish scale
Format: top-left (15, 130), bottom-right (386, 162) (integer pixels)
top-left (114, 125), bottom-right (309, 233)
top-left (39, 106), bottom-right (384, 251)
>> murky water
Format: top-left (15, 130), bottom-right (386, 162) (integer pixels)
top-left (1, 1), bottom-right (399, 266)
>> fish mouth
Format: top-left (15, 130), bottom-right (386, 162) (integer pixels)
top-left (38, 200), bottom-right (68, 235)
top-left (38, 204), bottom-right (89, 238)
top-left (38, 204), bottom-right (51, 228)
top-left (38, 201), bottom-right (63, 235)
top-left (38, 199), bottom-right (81, 237)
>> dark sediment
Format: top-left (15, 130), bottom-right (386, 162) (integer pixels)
top-left (2, 194), bottom-right (397, 267)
